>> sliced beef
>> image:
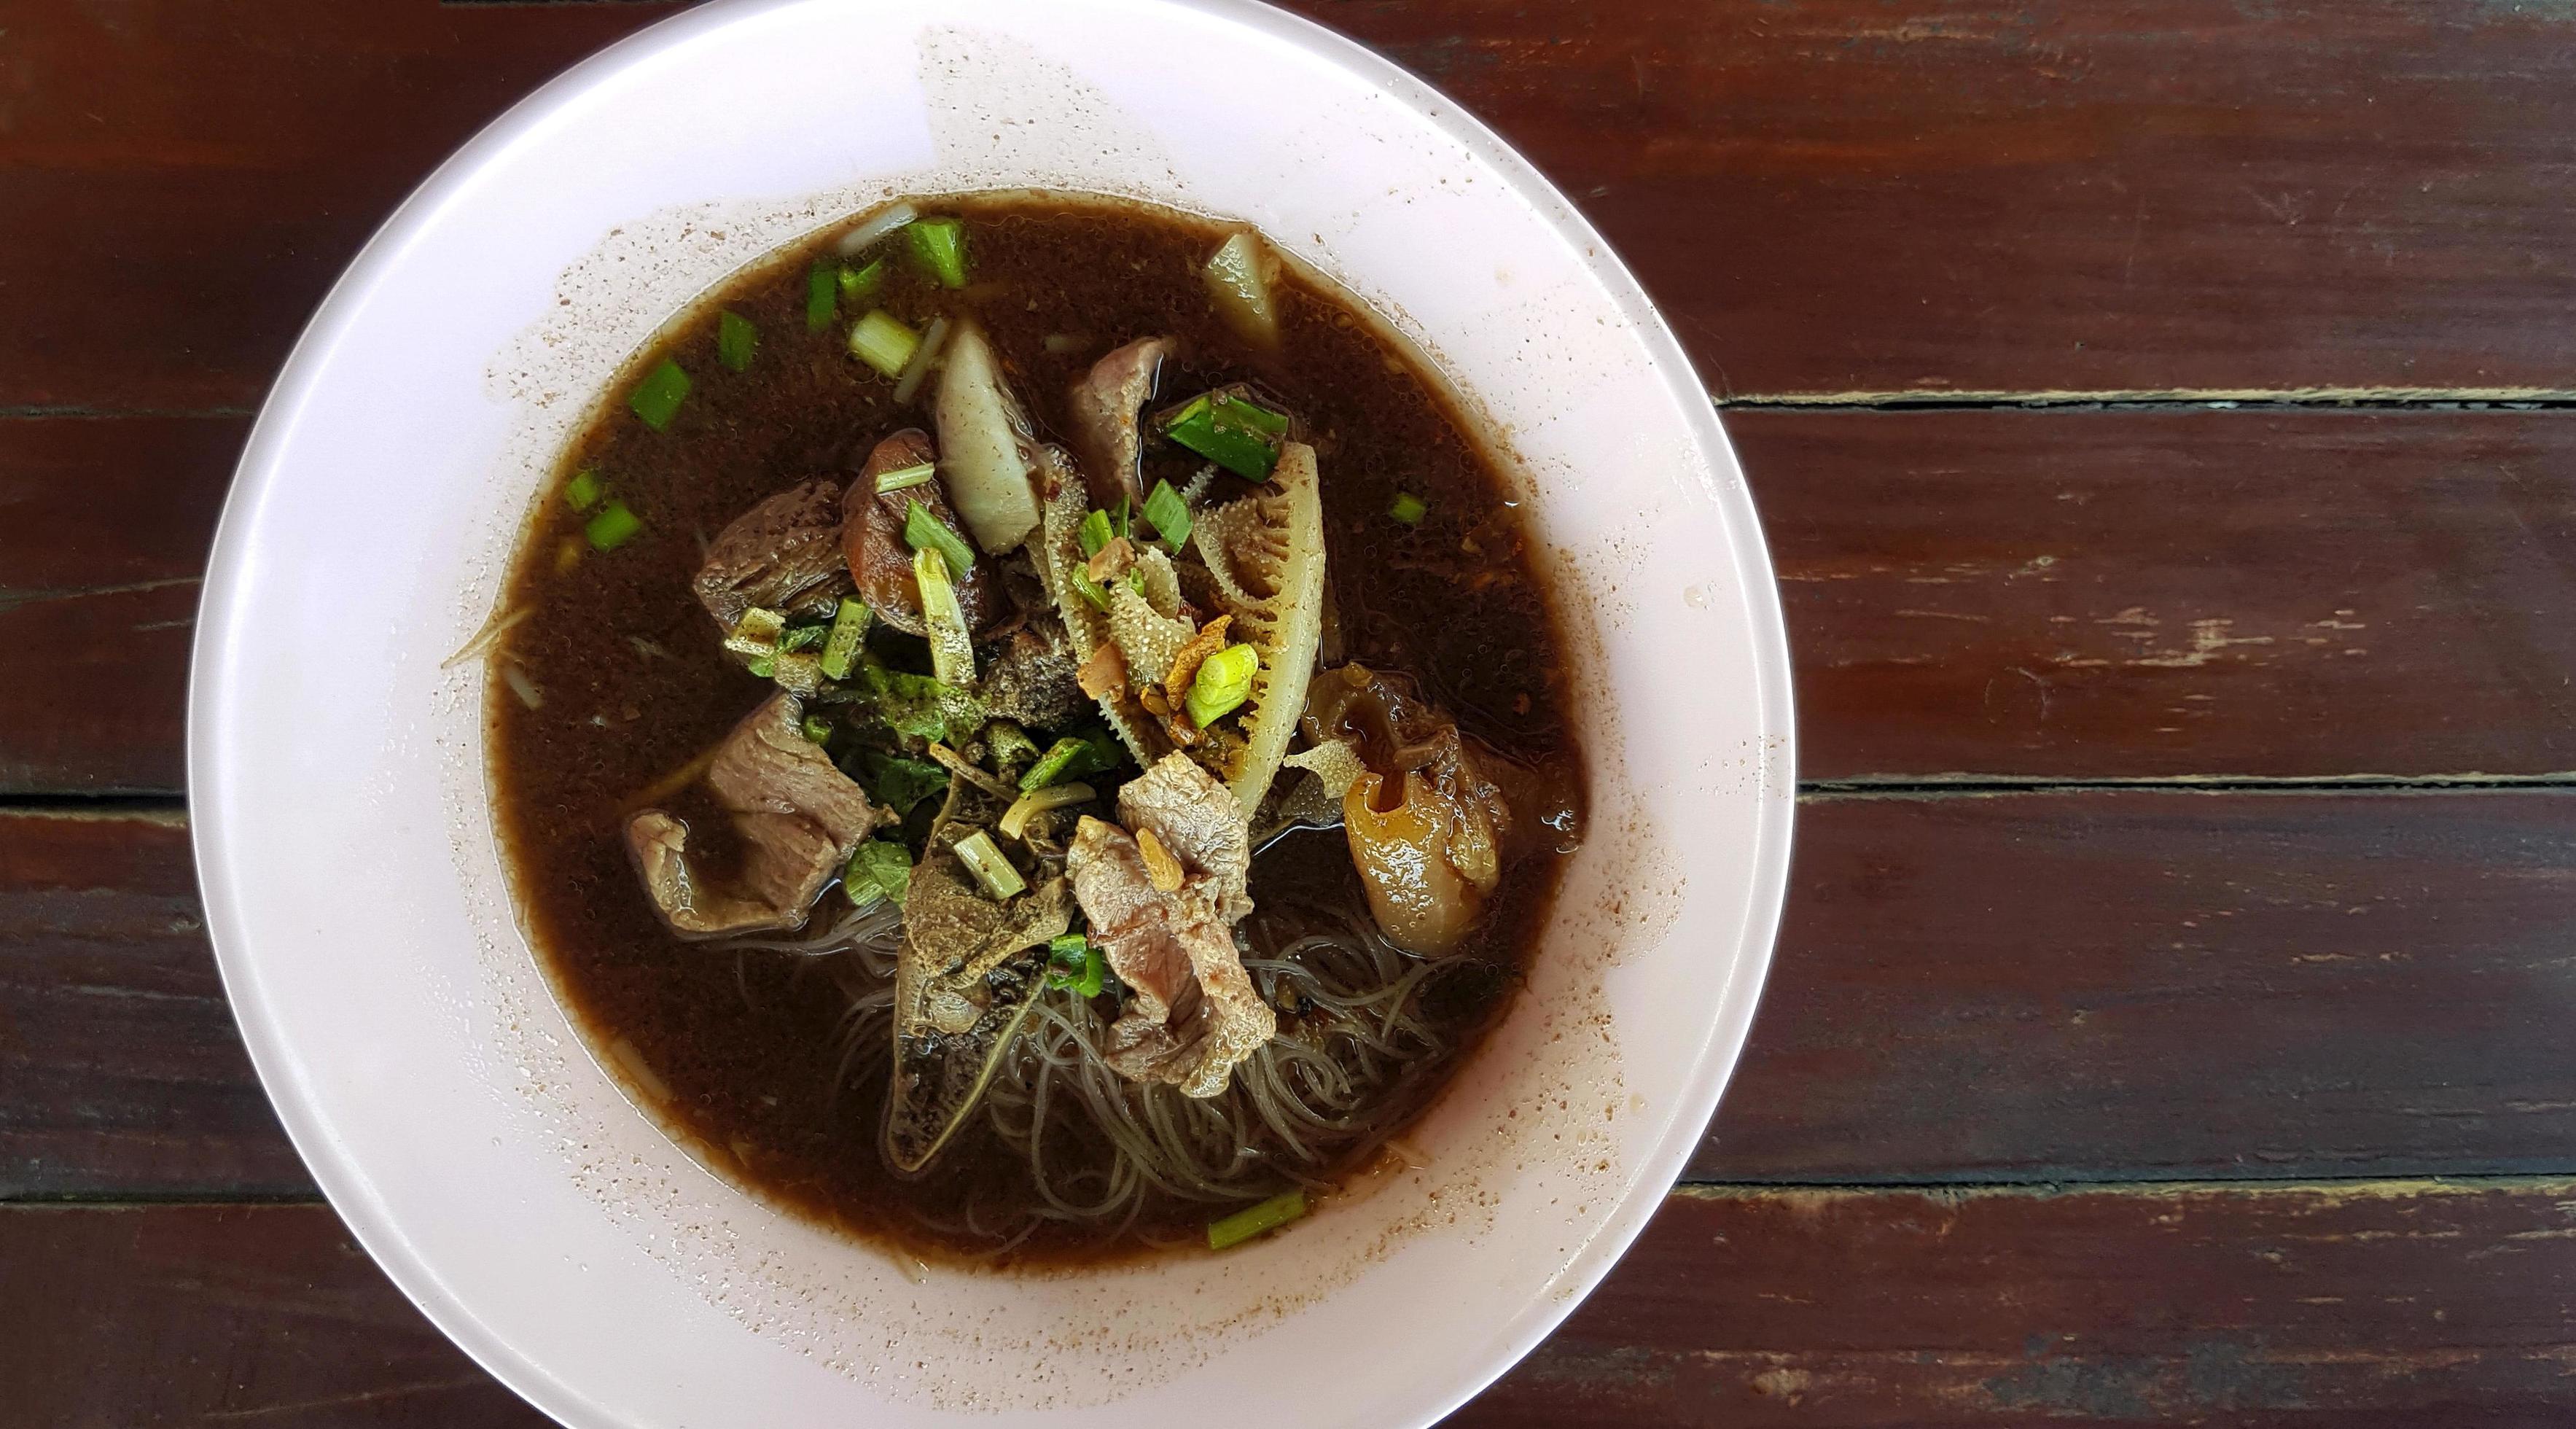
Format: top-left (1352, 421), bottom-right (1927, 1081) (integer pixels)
top-left (1065, 336), bottom-right (1172, 509)
top-left (1066, 753), bottom-right (1271, 1097)
top-left (840, 429), bottom-right (1004, 638)
top-left (692, 479), bottom-right (850, 632)
top-left (623, 692), bottom-right (874, 937)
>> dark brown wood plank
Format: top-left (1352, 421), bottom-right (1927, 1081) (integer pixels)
top-left (14, 790), bottom-right (2576, 1197)
top-left (0, 416), bottom-right (241, 795)
top-left (1285, 0), bottom-right (2576, 399)
top-left (1700, 787), bottom-right (2576, 1183)
top-left (11, 1), bottom-right (2576, 409)
top-left (1741, 407), bottom-right (2576, 781)
top-left (1462, 1180), bottom-right (2576, 1427)
top-left (16, 409), bottom-right (2576, 793)
top-left (0, 1204), bottom-right (545, 1428)
top-left (0, 810), bottom-right (306, 1199)
top-left (10, 1185), bottom-right (2572, 1426)
top-left (0, 0), bottom-right (690, 413)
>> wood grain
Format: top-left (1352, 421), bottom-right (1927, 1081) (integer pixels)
top-left (1282, 0), bottom-right (2576, 400)
top-left (1464, 1179), bottom-right (2576, 1427)
top-left (15, 790), bottom-right (2576, 1196)
top-left (9, 1183), bottom-right (2571, 1426)
top-left (0, 417), bottom-right (238, 795)
top-left (0, 809), bottom-right (305, 1199)
top-left (15, 410), bottom-right (2576, 793)
top-left (1699, 787), bottom-right (2576, 1183)
top-left (10, 1), bottom-right (2576, 410)
top-left (1744, 407), bottom-right (2576, 782)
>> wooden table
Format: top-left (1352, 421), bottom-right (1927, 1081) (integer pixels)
top-left (7, 2), bottom-right (2574, 1423)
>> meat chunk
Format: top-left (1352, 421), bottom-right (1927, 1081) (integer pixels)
top-left (840, 429), bottom-right (1004, 638)
top-left (624, 693), bottom-right (875, 936)
top-left (1064, 336), bottom-right (1172, 509)
top-left (692, 479), bottom-right (850, 632)
top-left (1067, 754), bottom-right (1272, 1097)
top-left (979, 613), bottom-right (1088, 729)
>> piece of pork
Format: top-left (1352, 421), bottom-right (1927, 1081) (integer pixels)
top-left (840, 429), bottom-right (1004, 638)
top-left (692, 479), bottom-right (851, 632)
top-left (624, 692), bottom-right (875, 937)
top-left (1065, 336), bottom-right (1173, 510)
top-left (1067, 753), bottom-right (1271, 1097)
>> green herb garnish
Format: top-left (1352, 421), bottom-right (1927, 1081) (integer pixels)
top-left (953, 828), bottom-right (1026, 900)
top-left (843, 839), bottom-right (913, 909)
top-left (627, 360), bottom-right (690, 432)
top-left (905, 217), bottom-right (969, 289)
top-left (838, 257), bottom-right (885, 302)
top-left (1184, 642), bottom-right (1259, 727)
top-left (563, 470), bottom-right (603, 513)
top-left (717, 311), bottom-right (757, 373)
top-left (849, 309), bottom-right (920, 378)
top-left (818, 598), bottom-right (872, 681)
top-left (805, 261), bottom-right (837, 332)
top-left (1208, 1190), bottom-right (1306, 1250)
top-left (584, 499), bottom-right (643, 551)
top-left (1045, 934), bottom-right (1104, 997)
top-left (1160, 392), bottom-right (1286, 480)
top-left (1389, 491), bottom-right (1427, 526)
top-left (903, 499), bottom-right (975, 580)
top-left (1141, 478), bottom-right (1192, 555)
top-left (858, 750), bottom-right (948, 818)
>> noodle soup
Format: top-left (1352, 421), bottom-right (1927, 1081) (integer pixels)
top-left (488, 194), bottom-right (1583, 1265)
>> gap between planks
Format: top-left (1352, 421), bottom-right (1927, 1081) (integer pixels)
top-left (17, 1173), bottom-right (2573, 1210)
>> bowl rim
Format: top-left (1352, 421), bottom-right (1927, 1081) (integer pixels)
top-left (188, 0), bottom-right (1796, 1422)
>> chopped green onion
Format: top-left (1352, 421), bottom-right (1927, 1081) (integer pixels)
top-left (1069, 569), bottom-right (1110, 611)
top-left (746, 655), bottom-right (775, 678)
top-left (1020, 733), bottom-right (1115, 790)
top-left (723, 607), bottom-right (787, 658)
top-left (1160, 392), bottom-right (1285, 480)
top-left (1389, 491), bottom-right (1428, 526)
top-left (913, 547), bottom-right (977, 685)
top-left (584, 499), bottom-right (644, 551)
top-left (801, 714), bottom-right (834, 745)
top-left (849, 309), bottom-right (920, 378)
top-left (805, 261), bottom-right (837, 332)
top-left (1077, 508), bottom-right (1114, 559)
top-left (905, 217), bottom-right (969, 289)
top-left (1000, 780), bottom-right (1093, 840)
top-left (818, 598), bottom-right (872, 680)
top-left (1208, 1189), bottom-right (1306, 1250)
top-left (627, 360), bottom-right (691, 432)
top-left (858, 750), bottom-right (948, 817)
top-left (952, 828), bottom-right (1026, 900)
top-left (717, 311), bottom-right (757, 373)
top-left (1141, 478), bottom-right (1192, 555)
top-left (904, 499), bottom-right (975, 580)
top-left (1125, 568), bottom-right (1148, 597)
top-left (838, 257), bottom-right (885, 301)
top-left (563, 470), bottom-right (604, 513)
top-left (843, 839), bottom-right (913, 909)
top-left (1044, 933), bottom-right (1105, 997)
top-left (1184, 642), bottom-right (1259, 727)
top-left (875, 461), bottom-right (937, 494)
top-left (778, 623), bottom-right (830, 653)
top-left (1113, 494), bottom-right (1133, 541)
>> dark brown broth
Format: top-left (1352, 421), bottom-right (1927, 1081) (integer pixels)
top-left (490, 194), bottom-right (1582, 1265)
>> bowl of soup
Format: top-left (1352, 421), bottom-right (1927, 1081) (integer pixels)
top-left (189, 1), bottom-right (1793, 1425)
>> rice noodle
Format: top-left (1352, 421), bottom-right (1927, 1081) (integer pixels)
top-left (762, 887), bottom-right (1496, 1253)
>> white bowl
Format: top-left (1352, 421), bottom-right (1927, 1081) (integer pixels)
top-left (188, 1), bottom-right (1794, 1424)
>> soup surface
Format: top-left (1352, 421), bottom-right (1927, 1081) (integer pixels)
top-left (490, 193), bottom-right (1582, 1264)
